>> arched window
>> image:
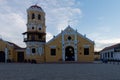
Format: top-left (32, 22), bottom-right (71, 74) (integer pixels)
top-left (32, 13), bottom-right (35, 19)
top-left (32, 27), bottom-right (34, 29)
top-left (32, 48), bottom-right (36, 53)
top-left (39, 27), bottom-right (41, 30)
top-left (38, 14), bottom-right (41, 20)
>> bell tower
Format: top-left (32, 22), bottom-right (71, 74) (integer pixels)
top-left (23, 5), bottom-right (46, 62)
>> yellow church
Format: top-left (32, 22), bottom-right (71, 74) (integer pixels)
top-left (0, 5), bottom-right (95, 63)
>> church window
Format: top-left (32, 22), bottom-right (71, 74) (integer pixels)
top-left (28, 35), bottom-right (30, 39)
top-left (39, 28), bottom-right (41, 30)
top-left (105, 53), bottom-right (107, 57)
top-left (84, 48), bottom-right (89, 55)
top-left (108, 52), bottom-right (110, 58)
top-left (111, 52), bottom-right (113, 58)
top-left (38, 14), bottom-right (41, 20)
top-left (51, 49), bottom-right (56, 56)
top-left (32, 48), bottom-right (36, 53)
top-left (68, 36), bottom-right (72, 40)
top-left (32, 27), bottom-right (34, 29)
top-left (32, 13), bottom-right (35, 19)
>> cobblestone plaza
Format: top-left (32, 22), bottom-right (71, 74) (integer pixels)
top-left (0, 63), bottom-right (120, 80)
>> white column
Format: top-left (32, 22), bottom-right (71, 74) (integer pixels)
top-left (74, 30), bottom-right (77, 61)
top-left (75, 49), bottom-right (77, 61)
top-left (62, 48), bottom-right (65, 61)
top-left (26, 47), bottom-right (30, 55)
top-left (5, 48), bottom-right (8, 63)
top-left (62, 31), bottom-right (65, 61)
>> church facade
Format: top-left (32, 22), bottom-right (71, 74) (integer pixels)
top-left (23, 5), bottom-right (95, 63)
top-left (0, 5), bottom-right (94, 63)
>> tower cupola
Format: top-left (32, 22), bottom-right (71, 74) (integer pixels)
top-left (28, 5), bottom-right (44, 12)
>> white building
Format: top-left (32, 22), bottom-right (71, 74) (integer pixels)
top-left (100, 43), bottom-right (120, 61)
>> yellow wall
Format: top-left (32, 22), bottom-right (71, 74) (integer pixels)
top-left (25, 53), bottom-right (45, 63)
top-left (0, 39), bottom-right (27, 62)
top-left (77, 35), bottom-right (94, 62)
top-left (27, 10), bottom-right (46, 33)
top-left (0, 39), bottom-right (15, 62)
top-left (45, 35), bottom-right (62, 62)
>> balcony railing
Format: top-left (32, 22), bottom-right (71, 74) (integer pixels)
top-left (23, 31), bottom-right (46, 35)
top-left (24, 38), bottom-right (45, 42)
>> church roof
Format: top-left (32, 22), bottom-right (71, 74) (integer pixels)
top-left (101, 43), bottom-right (120, 52)
top-left (28, 4), bottom-right (44, 12)
top-left (30, 5), bottom-right (41, 8)
top-left (30, 5), bottom-right (43, 10)
top-left (7, 42), bottom-right (25, 50)
top-left (47, 25), bottom-right (94, 44)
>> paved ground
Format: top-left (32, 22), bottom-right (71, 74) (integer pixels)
top-left (0, 63), bottom-right (120, 80)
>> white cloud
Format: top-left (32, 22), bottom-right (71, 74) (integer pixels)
top-left (0, 0), bottom-right (82, 48)
top-left (0, 5), bottom-right (26, 47)
top-left (0, 0), bottom-right (6, 3)
top-left (95, 38), bottom-right (120, 51)
top-left (0, 0), bottom-right (119, 52)
top-left (0, 12), bottom-right (26, 47)
top-left (46, 32), bottom-right (53, 42)
top-left (96, 38), bottom-right (120, 44)
top-left (53, 7), bottom-right (82, 32)
top-left (32, 0), bottom-right (82, 37)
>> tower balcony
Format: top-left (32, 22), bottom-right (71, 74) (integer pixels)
top-left (22, 31), bottom-right (46, 35)
top-left (23, 38), bottom-right (46, 42)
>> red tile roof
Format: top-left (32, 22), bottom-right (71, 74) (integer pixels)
top-left (101, 43), bottom-right (120, 52)
top-left (30, 5), bottom-right (43, 11)
top-left (31, 5), bottom-right (41, 8)
top-left (7, 42), bottom-right (25, 50)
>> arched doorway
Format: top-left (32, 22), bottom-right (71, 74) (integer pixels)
top-left (65, 46), bottom-right (75, 61)
top-left (0, 51), bottom-right (5, 62)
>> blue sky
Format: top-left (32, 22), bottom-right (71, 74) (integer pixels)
top-left (0, 0), bottom-right (120, 51)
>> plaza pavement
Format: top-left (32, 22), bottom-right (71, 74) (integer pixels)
top-left (0, 63), bottom-right (120, 80)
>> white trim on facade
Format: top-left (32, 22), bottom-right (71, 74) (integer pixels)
top-left (100, 48), bottom-right (120, 60)
top-left (5, 48), bottom-right (8, 63)
top-left (38, 47), bottom-right (43, 55)
top-left (49, 46), bottom-right (56, 48)
top-left (61, 26), bottom-right (78, 61)
top-left (47, 26), bottom-right (94, 45)
top-left (83, 45), bottom-right (90, 48)
top-left (27, 7), bottom-right (45, 13)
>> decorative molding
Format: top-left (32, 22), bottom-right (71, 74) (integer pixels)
top-left (27, 8), bottom-right (45, 13)
top-left (61, 26), bottom-right (78, 61)
top-left (4, 48), bottom-right (8, 63)
top-left (38, 47), bottom-right (43, 55)
top-left (49, 46), bottom-right (56, 48)
top-left (47, 26), bottom-right (94, 45)
top-left (83, 45), bottom-right (90, 48)
top-left (26, 47), bottom-right (31, 55)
